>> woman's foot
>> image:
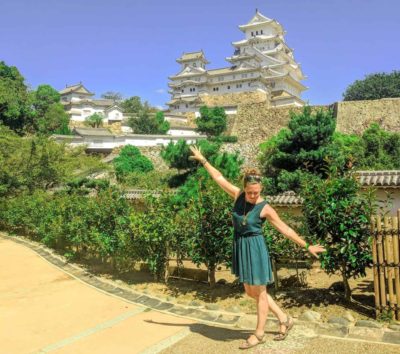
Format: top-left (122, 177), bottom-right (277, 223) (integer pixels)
top-left (239, 332), bottom-right (265, 350)
top-left (274, 314), bottom-right (294, 341)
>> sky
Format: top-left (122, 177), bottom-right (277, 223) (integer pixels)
top-left (1, 0), bottom-right (399, 108)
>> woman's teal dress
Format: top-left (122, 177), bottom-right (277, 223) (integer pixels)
top-left (231, 192), bottom-right (274, 285)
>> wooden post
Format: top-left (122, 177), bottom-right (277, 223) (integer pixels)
top-left (377, 215), bottom-right (387, 315)
top-left (371, 216), bottom-right (380, 318)
top-left (392, 215), bottom-right (400, 320)
top-left (384, 216), bottom-right (395, 319)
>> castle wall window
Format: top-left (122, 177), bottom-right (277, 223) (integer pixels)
top-left (251, 31), bottom-right (254, 36)
top-left (213, 87), bottom-right (219, 91)
top-left (261, 30), bottom-right (263, 34)
top-left (227, 85), bottom-right (231, 89)
top-left (236, 84), bottom-right (242, 88)
top-left (241, 73), bottom-right (247, 78)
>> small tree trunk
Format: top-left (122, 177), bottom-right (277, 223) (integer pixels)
top-left (341, 262), bottom-right (352, 301)
top-left (164, 244), bottom-right (170, 284)
top-left (208, 264), bottom-right (216, 288)
top-left (272, 258), bottom-right (279, 291)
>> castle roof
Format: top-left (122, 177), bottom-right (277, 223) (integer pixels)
top-left (177, 50), bottom-right (209, 64)
top-left (238, 10), bottom-right (283, 33)
top-left (59, 83), bottom-right (94, 96)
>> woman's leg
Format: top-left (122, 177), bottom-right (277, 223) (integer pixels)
top-left (244, 284), bottom-right (292, 335)
top-left (242, 284), bottom-right (268, 345)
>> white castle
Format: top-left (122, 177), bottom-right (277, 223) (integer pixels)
top-left (167, 10), bottom-right (306, 113)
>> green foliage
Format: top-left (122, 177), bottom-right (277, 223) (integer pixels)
top-left (127, 109), bottom-right (169, 135)
top-left (259, 107), bottom-right (336, 193)
top-left (121, 96), bottom-right (153, 114)
top-left (208, 135), bottom-right (238, 143)
top-left (101, 91), bottom-right (123, 102)
top-left (32, 84), bottom-right (61, 117)
top-left (186, 182), bottom-right (234, 286)
top-left (161, 139), bottom-right (195, 171)
top-left (155, 111), bottom-right (170, 134)
top-left (343, 71), bottom-right (400, 101)
top-left (0, 187), bottom-right (131, 262)
top-left (37, 103), bottom-right (71, 135)
top-left (130, 193), bottom-right (186, 282)
top-left (301, 172), bottom-right (373, 299)
top-left (113, 145), bottom-right (154, 180)
top-left (0, 61), bottom-right (33, 133)
top-left (358, 123), bottom-right (400, 169)
top-left (196, 106), bottom-right (227, 136)
top-left (0, 126), bottom-right (107, 197)
top-left (85, 113), bottom-right (104, 128)
top-left (120, 170), bottom-right (174, 189)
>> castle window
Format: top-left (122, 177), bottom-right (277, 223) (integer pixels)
top-left (181, 89), bottom-right (184, 93)
top-left (261, 30), bottom-right (263, 34)
top-left (251, 31), bottom-right (254, 36)
top-left (193, 63), bottom-right (197, 67)
top-left (186, 104), bottom-right (189, 108)
top-left (248, 83), bottom-right (251, 87)
top-left (236, 84), bottom-right (242, 89)
top-left (241, 73), bottom-right (247, 78)
top-left (227, 85), bottom-right (231, 89)
top-left (213, 87), bottom-right (219, 91)
top-left (256, 31), bottom-right (259, 35)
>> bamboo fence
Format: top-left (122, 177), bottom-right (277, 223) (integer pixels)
top-left (371, 209), bottom-right (400, 320)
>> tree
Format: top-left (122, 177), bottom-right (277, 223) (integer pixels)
top-left (121, 96), bottom-right (153, 114)
top-left (113, 145), bottom-right (154, 180)
top-left (343, 71), bottom-right (400, 101)
top-left (155, 111), bottom-right (170, 134)
top-left (32, 84), bottom-right (61, 117)
top-left (196, 106), bottom-right (227, 136)
top-left (0, 61), bottom-right (33, 133)
top-left (85, 113), bottom-right (104, 128)
top-left (101, 91), bottom-right (123, 102)
top-left (37, 103), bottom-right (71, 135)
top-left (187, 181), bottom-right (234, 287)
top-left (260, 107), bottom-right (336, 194)
top-left (301, 172), bottom-right (373, 301)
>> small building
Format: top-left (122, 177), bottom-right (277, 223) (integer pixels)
top-left (59, 83), bottom-right (124, 124)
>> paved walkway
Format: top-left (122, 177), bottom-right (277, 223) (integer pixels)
top-left (1, 236), bottom-right (399, 354)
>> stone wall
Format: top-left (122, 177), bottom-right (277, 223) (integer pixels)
top-left (223, 98), bottom-right (400, 167)
top-left (336, 98), bottom-right (400, 134)
top-left (199, 91), bottom-right (268, 107)
top-left (223, 104), bottom-right (329, 167)
top-left (137, 146), bottom-right (170, 172)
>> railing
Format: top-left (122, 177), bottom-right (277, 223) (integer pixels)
top-left (371, 210), bottom-right (400, 320)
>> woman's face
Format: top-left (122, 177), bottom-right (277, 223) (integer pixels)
top-left (244, 183), bottom-right (262, 203)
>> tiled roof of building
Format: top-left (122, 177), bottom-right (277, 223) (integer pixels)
top-left (73, 128), bottom-right (113, 136)
top-left (356, 170), bottom-right (400, 187)
top-left (177, 51), bottom-right (208, 62)
top-left (266, 191), bottom-right (303, 206)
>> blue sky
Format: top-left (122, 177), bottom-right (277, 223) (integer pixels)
top-left (1, 0), bottom-right (399, 108)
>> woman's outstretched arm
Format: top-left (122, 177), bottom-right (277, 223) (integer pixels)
top-left (261, 204), bottom-right (326, 258)
top-left (189, 145), bottom-right (240, 199)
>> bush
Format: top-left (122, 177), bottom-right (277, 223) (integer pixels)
top-left (114, 145), bottom-right (154, 180)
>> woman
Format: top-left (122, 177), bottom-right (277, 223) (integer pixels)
top-left (189, 146), bottom-right (326, 350)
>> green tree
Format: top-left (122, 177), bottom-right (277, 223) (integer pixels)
top-left (343, 71), bottom-right (400, 101)
top-left (113, 145), bottom-right (154, 180)
top-left (358, 123), bottom-right (400, 169)
top-left (187, 181), bottom-right (234, 287)
top-left (127, 109), bottom-right (158, 134)
top-left (85, 113), bottom-right (104, 128)
top-left (37, 103), bottom-right (71, 135)
top-left (32, 84), bottom-right (61, 117)
top-left (121, 96), bottom-right (152, 114)
top-left (301, 172), bottom-right (373, 301)
top-left (155, 111), bottom-right (170, 134)
top-left (260, 107), bottom-right (336, 194)
top-left (196, 106), bottom-right (227, 136)
top-left (0, 61), bottom-right (33, 133)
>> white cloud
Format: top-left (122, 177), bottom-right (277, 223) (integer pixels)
top-left (155, 88), bottom-right (166, 94)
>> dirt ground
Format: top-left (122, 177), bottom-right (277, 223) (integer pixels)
top-left (79, 258), bottom-right (377, 322)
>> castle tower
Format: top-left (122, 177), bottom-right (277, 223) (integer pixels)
top-left (166, 10), bottom-right (306, 113)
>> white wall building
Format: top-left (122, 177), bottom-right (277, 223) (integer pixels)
top-left (59, 83), bottom-right (124, 124)
top-left (167, 10), bottom-right (307, 113)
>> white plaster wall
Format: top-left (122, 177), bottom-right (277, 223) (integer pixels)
top-left (107, 109), bottom-right (123, 121)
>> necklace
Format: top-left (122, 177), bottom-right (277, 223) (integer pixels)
top-left (242, 200), bottom-right (248, 226)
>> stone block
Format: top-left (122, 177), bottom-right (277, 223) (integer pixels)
top-left (315, 323), bottom-right (348, 337)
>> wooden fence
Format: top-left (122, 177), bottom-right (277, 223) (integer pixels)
top-left (371, 210), bottom-right (400, 320)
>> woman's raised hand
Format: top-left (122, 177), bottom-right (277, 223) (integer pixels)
top-left (189, 145), bottom-right (205, 162)
top-left (308, 244), bottom-right (326, 258)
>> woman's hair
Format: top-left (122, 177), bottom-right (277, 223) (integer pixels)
top-left (242, 168), bottom-right (262, 188)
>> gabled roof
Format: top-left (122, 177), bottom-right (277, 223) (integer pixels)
top-left (104, 104), bottom-right (123, 113)
top-left (239, 10), bottom-right (283, 32)
top-left (59, 83), bottom-right (94, 96)
top-left (177, 50), bottom-right (209, 64)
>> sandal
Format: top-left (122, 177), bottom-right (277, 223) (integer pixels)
top-left (273, 314), bottom-right (294, 341)
top-left (239, 332), bottom-right (265, 350)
